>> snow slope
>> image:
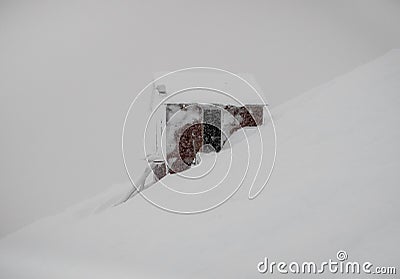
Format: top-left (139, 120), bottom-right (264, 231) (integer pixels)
top-left (1, 50), bottom-right (400, 278)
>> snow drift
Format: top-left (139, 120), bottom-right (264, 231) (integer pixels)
top-left (1, 50), bottom-right (400, 278)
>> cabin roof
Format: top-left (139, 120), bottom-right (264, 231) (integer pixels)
top-left (153, 71), bottom-right (267, 106)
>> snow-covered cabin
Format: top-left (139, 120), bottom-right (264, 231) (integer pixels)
top-left (150, 71), bottom-right (267, 180)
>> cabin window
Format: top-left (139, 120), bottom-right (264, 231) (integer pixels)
top-left (202, 108), bottom-right (222, 152)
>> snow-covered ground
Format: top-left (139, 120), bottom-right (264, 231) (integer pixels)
top-left (1, 50), bottom-right (399, 278)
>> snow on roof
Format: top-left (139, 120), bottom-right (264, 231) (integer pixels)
top-left (153, 70), bottom-right (267, 106)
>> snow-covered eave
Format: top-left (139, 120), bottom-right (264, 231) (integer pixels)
top-left (163, 102), bottom-right (268, 106)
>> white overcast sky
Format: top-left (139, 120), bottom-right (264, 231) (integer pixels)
top-left (1, 0), bottom-right (400, 237)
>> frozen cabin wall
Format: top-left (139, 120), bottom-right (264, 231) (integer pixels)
top-left (151, 71), bottom-right (267, 180)
top-left (154, 103), bottom-right (264, 179)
